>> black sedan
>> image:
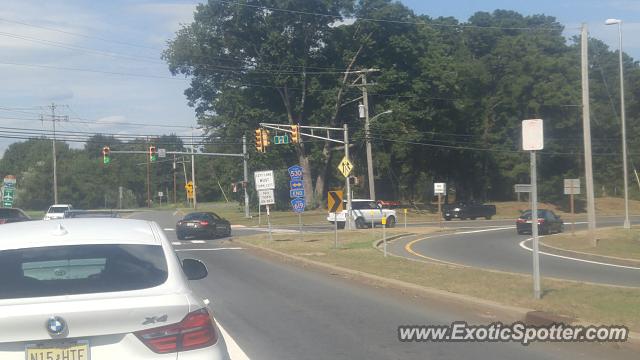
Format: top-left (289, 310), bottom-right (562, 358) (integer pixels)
top-left (516, 209), bottom-right (564, 235)
top-left (0, 208), bottom-right (31, 225)
top-left (176, 211), bottom-right (231, 240)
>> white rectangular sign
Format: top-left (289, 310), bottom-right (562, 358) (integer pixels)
top-left (434, 182), bottom-right (446, 195)
top-left (254, 170), bottom-right (275, 190)
top-left (522, 119), bottom-right (544, 151)
top-left (158, 148), bottom-right (167, 158)
top-left (515, 184), bottom-right (532, 193)
top-left (564, 178), bottom-right (581, 195)
top-left (258, 189), bottom-right (275, 205)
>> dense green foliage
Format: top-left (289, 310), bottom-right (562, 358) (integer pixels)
top-left (3, 1), bottom-right (640, 210)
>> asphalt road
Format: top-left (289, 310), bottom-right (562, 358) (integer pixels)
top-left (128, 210), bottom-right (637, 359)
top-left (390, 217), bottom-right (640, 287)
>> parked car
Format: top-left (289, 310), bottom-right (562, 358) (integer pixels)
top-left (516, 209), bottom-right (564, 235)
top-left (0, 218), bottom-right (230, 359)
top-left (176, 212), bottom-right (232, 240)
top-left (442, 201), bottom-right (496, 221)
top-left (43, 204), bottom-right (73, 220)
top-left (63, 210), bottom-right (120, 218)
top-left (327, 199), bottom-right (397, 229)
top-left (0, 208), bottom-right (31, 224)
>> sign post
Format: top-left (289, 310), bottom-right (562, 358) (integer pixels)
top-left (382, 215), bottom-right (387, 257)
top-left (404, 208), bottom-right (407, 229)
top-left (523, 119), bottom-right (544, 300)
top-left (288, 165), bottom-right (305, 240)
top-left (328, 191), bottom-right (344, 248)
top-left (3, 175), bottom-right (16, 208)
top-left (255, 170), bottom-right (276, 240)
top-left (564, 179), bottom-right (581, 235)
top-left (434, 183), bottom-right (446, 228)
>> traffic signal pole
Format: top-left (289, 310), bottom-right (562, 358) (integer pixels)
top-left (243, 135), bottom-right (250, 218)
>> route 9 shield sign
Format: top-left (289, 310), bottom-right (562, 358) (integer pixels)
top-left (291, 198), bottom-right (305, 213)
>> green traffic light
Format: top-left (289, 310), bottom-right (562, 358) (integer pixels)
top-left (103, 157), bottom-right (110, 165)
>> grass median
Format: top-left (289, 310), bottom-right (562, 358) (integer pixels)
top-left (237, 230), bottom-right (640, 332)
top-left (544, 227), bottom-right (640, 261)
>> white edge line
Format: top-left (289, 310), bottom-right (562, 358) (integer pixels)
top-left (452, 226), bottom-right (515, 235)
top-left (171, 241), bottom-right (182, 246)
top-left (164, 228), bottom-right (175, 231)
top-left (190, 240), bottom-right (206, 244)
top-left (175, 247), bottom-right (243, 252)
top-left (519, 239), bottom-right (640, 270)
top-left (215, 319), bottom-right (250, 360)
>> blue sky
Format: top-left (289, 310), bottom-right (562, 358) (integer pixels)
top-left (1, 0), bottom-right (638, 155)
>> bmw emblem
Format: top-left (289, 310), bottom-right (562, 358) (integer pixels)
top-left (46, 316), bottom-right (67, 337)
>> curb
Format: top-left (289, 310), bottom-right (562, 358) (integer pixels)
top-left (234, 238), bottom-right (640, 344)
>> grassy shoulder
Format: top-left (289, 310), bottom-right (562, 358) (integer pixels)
top-left (237, 230), bottom-right (640, 331)
top-left (544, 227), bottom-right (640, 261)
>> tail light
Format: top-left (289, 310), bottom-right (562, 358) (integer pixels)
top-left (200, 220), bottom-right (209, 226)
top-left (516, 218), bottom-right (526, 224)
top-left (135, 308), bottom-right (218, 353)
top-left (0, 219), bottom-right (7, 224)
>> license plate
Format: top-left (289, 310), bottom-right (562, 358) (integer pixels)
top-left (26, 341), bottom-right (90, 360)
top-left (187, 223), bottom-right (196, 227)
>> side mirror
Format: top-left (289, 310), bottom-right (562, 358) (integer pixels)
top-left (182, 258), bottom-right (208, 280)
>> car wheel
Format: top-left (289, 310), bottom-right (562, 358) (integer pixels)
top-left (386, 216), bottom-right (396, 228)
top-left (355, 217), bottom-right (366, 229)
top-left (485, 216), bottom-right (492, 220)
top-left (517, 230), bottom-right (524, 235)
top-left (177, 231), bottom-right (185, 240)
top-left (337, 222), bottom-right (345, 230)
top-left (444, 216), bottom-right (452, 221)
top-left (470, 217), bottom-right (477, 220)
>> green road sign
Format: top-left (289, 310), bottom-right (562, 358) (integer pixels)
top-left (273, 135), bottom-right (290, 145)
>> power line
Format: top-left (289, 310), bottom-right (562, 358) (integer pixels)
top-left (211, 0), bottom-right (567, 31)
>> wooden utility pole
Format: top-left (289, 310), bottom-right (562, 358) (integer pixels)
top-left (581, 24), bottom-right (597, 246)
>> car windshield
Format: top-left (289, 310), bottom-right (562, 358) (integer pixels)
top-left (48, 207), bottom-right (69, 213)
top-left (0, 244), bottom-right (168, 300)
top-left (349, 201), bottom-right (378, 210)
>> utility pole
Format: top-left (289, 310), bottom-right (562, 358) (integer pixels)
top-left (361, 72), bottom-right (375, 200)
top-left (42, 103), bottom-right (68, 204)
top-left (344, 124), bottom-right (353, 230)
top-left (354, 69), bottom-right (378, 200)
top-left (581, 24), bottom-right (597, 245)
top-left (243, 134), bottom-right (250, 218)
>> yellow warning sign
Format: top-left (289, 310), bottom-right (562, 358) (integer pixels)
top-left (338, 157), bottom-right (353, 178)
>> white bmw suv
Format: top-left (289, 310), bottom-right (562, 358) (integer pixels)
top-left (327, 199), bottom-right (397, 229)
top-left (0, 218), bottom-right (230, 359)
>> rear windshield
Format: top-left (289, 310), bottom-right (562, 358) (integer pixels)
top-left (521, 210), bottom-right (550, 219)
top-left (184, 213), bottom-right (206, 220)
top-left (48, 207), bottom-right (69, 213)
top-left (0, 244), bottom-right (168, 300)
top-left (0, 209), bottom-right (22, 218)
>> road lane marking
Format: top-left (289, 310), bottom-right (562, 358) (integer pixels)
top-left (164, 228), bottom-right (175, 231)
top-left (175, 247), bottom-right (243, 252)
top-left (190, 240), bottom-right (206, 244)
top-left (519, 239), bottom-right (640, 270)
top-left (215, 319), bottom-right (250, 360)
top-left (403, 226), bottom-right (515, 266)
top-left (172, 241), bottom-right (182, 246)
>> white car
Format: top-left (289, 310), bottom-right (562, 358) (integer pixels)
top-left (43, 204), bottom-right (73, 220)
top-left (327, 199), bottom-right (397, 229)
top-left (0, 218), bottom-right (230, 360)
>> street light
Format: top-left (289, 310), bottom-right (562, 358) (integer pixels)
top-left (605, 18), bottom-right (630, 229)
top-left (360, 107), bottom-right (392, 200)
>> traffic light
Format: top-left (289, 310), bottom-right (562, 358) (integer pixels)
top-left (102, 146), bottom-right (111, 165)
top-left (291, 124), bottom-right (299, 144)
top-left (255, 129), bottom-right (264, 153)
top-left (261, 129), bottom-right (270, 150)
top-left (149, 146), bottom-right (158, 162)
